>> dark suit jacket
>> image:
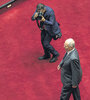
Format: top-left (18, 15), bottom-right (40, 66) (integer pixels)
top-left (59, 49), bottom-right (82, 86)
top-left (31, 6), bottom-right (62, 37)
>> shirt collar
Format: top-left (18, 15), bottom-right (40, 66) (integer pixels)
top-left (67, 48), bottom-right (75, 55)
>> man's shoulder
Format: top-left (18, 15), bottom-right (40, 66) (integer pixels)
top-left (70, 49), bottom-right (79, 61)
top-left (45, 6), bottom-right (54, 13)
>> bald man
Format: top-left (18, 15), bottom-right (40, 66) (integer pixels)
top-left (57, 38), bottom-right (82, 100)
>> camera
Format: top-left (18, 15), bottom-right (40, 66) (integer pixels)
top-left (36, 12), bottom-right (43, 20)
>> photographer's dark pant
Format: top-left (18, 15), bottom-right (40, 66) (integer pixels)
top-left (41, 30), bottom-right (58, 57)
top-left (60, 85), bottom-right (81, 100)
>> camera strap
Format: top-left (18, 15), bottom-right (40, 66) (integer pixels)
top-left (36, 19), bottom-right (40, 28)
top-left (36, 19), bottom-right (44, 30)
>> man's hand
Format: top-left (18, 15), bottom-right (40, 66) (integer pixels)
top-left (56, 35), bottom-right (58, 39)
top-left (57, 65), bottom-right (61, 70)
top-left (39, 28), bottom-right (43, 30)
top-left (34, 12), bottom-right (38, 18)
top-left (40, 16), bottom-right (45, 22)
top-left (72, 86), bottom-right (77, 88)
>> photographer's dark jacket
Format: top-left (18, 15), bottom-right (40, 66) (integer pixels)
top-left (59, 48), bottom-right (82, 86)
top-left (31, 6), bottom-right (61, 37)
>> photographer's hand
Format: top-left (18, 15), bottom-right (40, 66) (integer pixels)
top-left (34, 12), bottom-right (38, 19)
top-left (40, 16), bottom-right (45, 22)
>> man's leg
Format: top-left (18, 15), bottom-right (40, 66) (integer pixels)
top-left (42, 31), bottom-right (59, 62)
top-left (41, 30), bottom-right (51, 57)
top-left (60, 85), bottom-right (72, 100)
top-left (38, 30), bottom-right (50, 60)
top-left (72, 86), bottom-right (81, 100)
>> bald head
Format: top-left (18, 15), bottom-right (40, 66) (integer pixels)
top-left (64, 38), bottom-right (75, 52)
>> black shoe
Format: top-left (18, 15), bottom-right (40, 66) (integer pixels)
top-left (38, 55), bottom-right (50, 60)
top-left (49, 54), bottom-right (59, 63)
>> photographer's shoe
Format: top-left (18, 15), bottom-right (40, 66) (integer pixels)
top-left (38, 55), bottom-right (50, 60)
top-left (49, 54), bottom-right (59, 63)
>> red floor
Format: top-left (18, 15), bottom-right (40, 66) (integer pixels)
top-left (0, 0), bottom-right (90, 100)
top-left (0, 0), bottom-right (11, 6)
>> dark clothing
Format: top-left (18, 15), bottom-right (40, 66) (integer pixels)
top-left (41, 30), bottom-right (58, 56)
top-left (59, 49), bottom-right (82, 100)
top-left (31, 6), bottom-right (62, 37)
top-left (31, 6), bottom-right (61, 56)
top-left (60, 85), bottom-right (81, 100)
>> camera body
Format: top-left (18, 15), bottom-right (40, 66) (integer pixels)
top-left (36, 12), bottom-right (43, 20)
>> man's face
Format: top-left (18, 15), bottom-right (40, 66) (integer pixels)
top-left (37, 9), bottom-right (45, 14)
top-left (64, 42), bottom-right (73, 52)
top-left (64, 42), bottom-right (69, 52)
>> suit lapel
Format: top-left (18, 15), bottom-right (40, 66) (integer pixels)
top-left (63, 49), bottom-right (76, 62)
top-left (63, 53), bottom-right (70, 62)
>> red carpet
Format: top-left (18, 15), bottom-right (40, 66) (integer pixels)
top-left (0, 0), bottom-right (11, 6)
top-left (0, 0), bottom-right (90, 100)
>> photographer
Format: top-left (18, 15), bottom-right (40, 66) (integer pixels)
top-left (31, 3), bottom-right (62, 63)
